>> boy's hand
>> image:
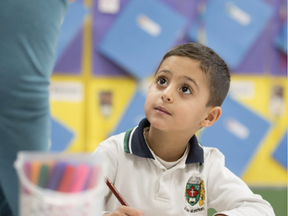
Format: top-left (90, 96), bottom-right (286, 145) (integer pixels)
top-left (105, 206), bottom-right (145, 216)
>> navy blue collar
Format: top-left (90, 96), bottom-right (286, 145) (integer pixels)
top-left (123, 118), bottom-right (204, 164)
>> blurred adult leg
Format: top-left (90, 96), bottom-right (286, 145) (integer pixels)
top-left (0, 0), bottom-right (69, 215)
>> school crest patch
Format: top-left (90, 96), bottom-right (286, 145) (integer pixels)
top-left (184, 177), bottom-right (205, 213)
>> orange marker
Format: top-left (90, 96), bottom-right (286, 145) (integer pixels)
top-left (30, 161), bottom-right (41, 185)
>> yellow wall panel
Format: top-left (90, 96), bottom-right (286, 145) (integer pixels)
top-left (50, 76), bottom-right (85, 152)
top-left (86, 77), bottom-right (137, 152)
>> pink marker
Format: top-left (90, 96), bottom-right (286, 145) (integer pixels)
top-left (69, 164), bottom-right (91, 192)
top-left (23, 162), bottom-right (32, 194)
top-left (23, 162), bottom-right (31, 181)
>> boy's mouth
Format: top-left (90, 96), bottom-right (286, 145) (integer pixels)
top-left (155, 106), bottom-right (172, 115)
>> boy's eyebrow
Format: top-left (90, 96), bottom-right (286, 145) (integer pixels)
top-left (155, 69), bottom-right (170, 76)
top-left (157, 69), bottom-right (199, 90)
top-left (184, 75), bottom-right (199, 90)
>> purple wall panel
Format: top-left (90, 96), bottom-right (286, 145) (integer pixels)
top-left (53, 29), bottom-right (83, 75)
top-left (234, 0), bottom-right (287, 75)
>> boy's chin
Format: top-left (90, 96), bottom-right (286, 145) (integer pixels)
top-left (147, 118), bottom-right (170, 130)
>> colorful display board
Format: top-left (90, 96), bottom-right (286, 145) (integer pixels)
top-left (50, 0), bottom-right (287, 187)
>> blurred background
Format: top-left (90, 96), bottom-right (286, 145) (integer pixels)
top-left (49, 0), bottom-right (287, 215)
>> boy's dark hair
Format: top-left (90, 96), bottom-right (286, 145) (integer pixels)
top-left (156, 42), bottom-right (230, 107)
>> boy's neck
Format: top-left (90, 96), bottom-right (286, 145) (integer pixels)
top-left (145, 126), bottom-right (193, 162)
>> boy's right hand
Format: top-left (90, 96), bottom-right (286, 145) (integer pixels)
top-left (105, 206), bottom-right (145, 216)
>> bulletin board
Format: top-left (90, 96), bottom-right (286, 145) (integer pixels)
top-left (50, 0), bottom-right (287, 186)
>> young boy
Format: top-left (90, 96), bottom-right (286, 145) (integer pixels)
top-left (93, 43), bottom-right (275, 216)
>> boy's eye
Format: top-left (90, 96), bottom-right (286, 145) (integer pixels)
top-left (180, 86), bottom-right (192, 94)
top-left (157, 78), bottom-right (167, 85)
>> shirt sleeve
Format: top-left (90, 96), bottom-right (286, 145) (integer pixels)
top-left (206, 149), bottom-right (275, 216)
top-left (92, 139), bottom-right (119, 214)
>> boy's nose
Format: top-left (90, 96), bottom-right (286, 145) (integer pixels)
top-left (161, 95), bottom-right (171, 102)
top-left (161, 89), bottom-right (173, 102)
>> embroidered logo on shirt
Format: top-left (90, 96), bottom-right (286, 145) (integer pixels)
top-left (184, 176), bottom-right (205, 213)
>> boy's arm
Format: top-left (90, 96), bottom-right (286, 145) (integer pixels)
top-left (92, 140), bottom-right (145, 216)
top-left (206, 149), bottom-right (275, 216)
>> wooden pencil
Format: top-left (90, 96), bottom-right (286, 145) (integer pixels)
top-left (105, 175), bottom-right (129, 206)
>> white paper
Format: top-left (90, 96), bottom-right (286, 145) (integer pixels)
top-left (98, 0), bottom-right (120, 14)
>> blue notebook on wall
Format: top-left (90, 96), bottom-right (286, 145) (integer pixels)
top-left (199, 96), bottom-right (271, 177)
top-left (55, 1), bottom-right (89, 62)
top-left (188, 0), bottom-right (273, 69)
top-left (111, 89), bottom-right (146, 136)
top-left (272, 132), bottom-right (287, 169)
top-left (97, 0), bottom-right (187, 80)
top-left (50, 116), bottom-right (75, 152)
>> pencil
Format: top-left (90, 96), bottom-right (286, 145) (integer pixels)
top-left (105, 175), bottom-right (129, 206)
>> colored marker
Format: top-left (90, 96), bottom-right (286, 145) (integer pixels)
top-left (23, 162), bottom-right (31, 181)
top-left (22, 162), bottom-right (32, 194)
top-left (57, 163), bottom-right (76, 192)
top-left (37, 163), bottom-right (50, 188)
top-left (69, 163), bottom-right (91, 192)
top-left (30, 161), bottom-right (41, 185)
top-left (46, 162), bottom-right (66, 191)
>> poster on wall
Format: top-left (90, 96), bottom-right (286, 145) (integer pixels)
top-left (97, 0), bottom-right (187, 80)
top-left (188, 0), bottom-right (273, 70)
top-left (199, 96), bottom-right (271, 177)
top-left (92, 0), bottom-right (200, 77)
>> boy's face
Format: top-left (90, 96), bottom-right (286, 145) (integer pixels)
top-left (144, 56), bottom-right (213, 134)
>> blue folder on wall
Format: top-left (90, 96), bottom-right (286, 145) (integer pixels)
top-left (199, 96), bottom-right (271, 177)
top-left (55, 1), bottom-right (89, 62)
top-left (50, 116), bottom-right (75, 152)
top-left (188, 0), bottom-right (273, 69)
top-left (111, 89), bottom-right (146, 135)
top-left (272, 132), bottom-right (287, 169)
top-left (97, 0), bottom-right (187, 80)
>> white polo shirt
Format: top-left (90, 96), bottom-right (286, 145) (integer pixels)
top-left (93, 118), bottom-right (275, 216)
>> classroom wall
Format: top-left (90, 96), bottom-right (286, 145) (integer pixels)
top-left (49, 0), bottom-right (287, 212)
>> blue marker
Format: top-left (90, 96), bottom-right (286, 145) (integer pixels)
top-left (46, 162), bottom-right (66, 191)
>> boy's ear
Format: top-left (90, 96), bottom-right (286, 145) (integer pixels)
top-left (200, 106), bottom-right (222, 128)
